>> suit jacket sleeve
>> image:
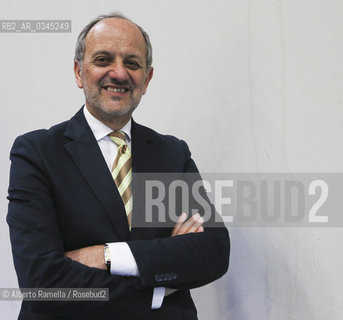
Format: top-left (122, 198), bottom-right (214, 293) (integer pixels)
top-left (128, 139), bottom-right (230, 289)
top-left (7, 134), bottom-right (153, 319)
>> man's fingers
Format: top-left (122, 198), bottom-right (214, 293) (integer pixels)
top-left (174, 213), bottom-right (204, 235)
top-left (196, 226), bottom-right (204, 233)
top-left (171, 212), bottom-right (187, 236)
top-left (187, 215), bottom-right (204, 233)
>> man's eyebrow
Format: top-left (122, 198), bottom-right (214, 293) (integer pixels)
top-left (125, 54), bottom-right (144, 62)
top-left (91, 51), bottom-right (112, 58)
top-left (90, 52), bottom-right (143, 61)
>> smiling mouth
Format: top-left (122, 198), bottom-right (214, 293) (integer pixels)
top-left (103, 86), bottom-right (130, 93)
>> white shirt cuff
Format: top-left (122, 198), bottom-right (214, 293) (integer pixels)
top-left (107, 242), bottom-right (164, 309)
top-left (107, 242), bottom-right (139, 276)
top-left (151, 287), bottom-right (165, 309)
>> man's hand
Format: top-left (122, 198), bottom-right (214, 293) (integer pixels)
top-left (171, 212), bottom-right (204, 237)
top-left (64, 213), bottom-right (204, 272)
top-left (64, 244), bottom-right (106, 270)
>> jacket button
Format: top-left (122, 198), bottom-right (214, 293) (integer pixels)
top-left (155, 275), bottom-right (162, 282)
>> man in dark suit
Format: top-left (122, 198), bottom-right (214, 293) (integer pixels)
top-left (7, 12), bottom-right (230, 320)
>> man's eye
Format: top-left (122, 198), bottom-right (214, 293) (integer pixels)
top-left (126, 61), bottom-right (140, 69)
top-left (94, 57), bottom-right (111, 65)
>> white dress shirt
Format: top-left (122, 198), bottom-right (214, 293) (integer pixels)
top-left (83, 106), bottom-right (165, 309)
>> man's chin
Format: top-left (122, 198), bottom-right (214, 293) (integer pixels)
top-left (103, 107), bottom-right (134, 118)
top-left (98, 105), bottom-right (137, 121)
top-left (86, 100), bottom-right (137, 122)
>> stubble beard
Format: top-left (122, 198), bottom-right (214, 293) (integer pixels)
top-left (83, 83), bottom-right (140, 122)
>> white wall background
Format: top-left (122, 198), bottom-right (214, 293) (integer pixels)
top-left (1, 0), bottom-right (343, 319)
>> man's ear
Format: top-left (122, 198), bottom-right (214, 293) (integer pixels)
top-left (74, 60), bottom-right (83, 89)
top-left (143, 67), bottom-right (154, 95)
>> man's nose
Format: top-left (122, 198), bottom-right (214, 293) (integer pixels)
top-left (107, 62), bottom-right (129, 82)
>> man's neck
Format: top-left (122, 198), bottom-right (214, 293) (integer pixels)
top-left (85, 104), bottom-right (131, 131)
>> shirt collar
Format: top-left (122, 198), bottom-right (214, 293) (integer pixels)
top-left (83, 106), bottom-right (132, 142)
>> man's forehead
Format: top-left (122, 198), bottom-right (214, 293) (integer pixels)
top-left (86, 18), bottom-right (144, 45)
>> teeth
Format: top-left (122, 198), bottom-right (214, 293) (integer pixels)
top-left (106, 87), bottom-right (127, 93)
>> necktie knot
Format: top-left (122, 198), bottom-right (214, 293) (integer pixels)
top-left (109, 131), bottom-right (127, 147)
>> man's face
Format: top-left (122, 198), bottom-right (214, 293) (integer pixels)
top-left (74, 18), bottom-right (153, 125)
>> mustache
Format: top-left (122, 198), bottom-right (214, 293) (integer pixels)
top-left (99, 78), bottom-right (133, 90)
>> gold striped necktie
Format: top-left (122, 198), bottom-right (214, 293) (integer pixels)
top-left (109, 131), bottom-right (133, 229)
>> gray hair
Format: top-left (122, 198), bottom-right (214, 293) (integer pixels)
top-left (74, 12), bottom-right (153, 68)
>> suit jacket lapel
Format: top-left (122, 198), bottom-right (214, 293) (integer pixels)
top-left (63, 108), bottom-right (130, 241)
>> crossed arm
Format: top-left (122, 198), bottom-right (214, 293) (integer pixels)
top-left (7, 134), bottom-right (229, 318)
top-left (65, 212), bottom-right (204, 298)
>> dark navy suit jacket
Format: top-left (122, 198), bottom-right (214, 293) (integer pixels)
top-left (7, 107), bottom-right (230, 320)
